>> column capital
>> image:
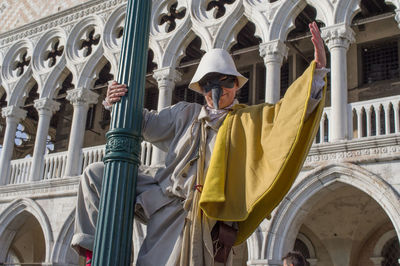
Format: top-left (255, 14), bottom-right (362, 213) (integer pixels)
top-left (66, 88), bottom-right (99, 106)
top-left (34, 98), bottom-right (60, 116)
top-left (259, 40), bottom-right (288, 64)
top-left (1, 106), bottom-right (27, 121)
top-left (322, 24), bottom-right (355, 50)
top-left (152, 67), bottom-right (182, 88)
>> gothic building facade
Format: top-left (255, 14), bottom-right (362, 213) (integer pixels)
top-left (0, 0), bottom-right (399, 265)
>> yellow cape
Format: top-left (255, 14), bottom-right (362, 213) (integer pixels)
top-left (199, 61), bottom-right (326, 244)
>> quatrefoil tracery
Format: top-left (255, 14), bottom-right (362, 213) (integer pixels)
top-left (159, 2), bottom-right (187, 33)
top-left (78, 28), bottom-right (101, 57)
top-left (206, 0), bottom-right (235, 19)
top-left (13, 50), bottom-right (31, 77)
top-left (45, 39), bottom-right (64, 68)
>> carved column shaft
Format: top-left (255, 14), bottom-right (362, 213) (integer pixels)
top-left (259, 40), bottom-right (288, 104)
top-left (0, 106), bottom-right (27, 185)
top-left (151, 67), bottom-right (181, 166)
top-left (29, 98), bottom-right (60, 181)
top-left (64, 88), bottom-right (98, 176)
top-left (323, 25), bottom-right (355, 141)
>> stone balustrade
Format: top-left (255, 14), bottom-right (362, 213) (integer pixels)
top-left (6, 141), bottom-right (153, 185)
top-left (349, 95), bottom-right (400, 139)
top-left (9, 157), bottom-right (32, 184)
top-left (4, 95), bottom-right (400, 185)
top-left (42, 151), bottom-right (68, 180)
top-left (316, 95), bottom-right (400, 143)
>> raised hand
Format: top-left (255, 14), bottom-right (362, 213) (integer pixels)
top-left (309, 22), bottom-right (326, 69)
top-left (105, 81), bottom-right (128, 107)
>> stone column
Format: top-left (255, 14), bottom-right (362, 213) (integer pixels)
top-left (29, 98), bottom-right (60, 181)
top-left (322, 25), bottom-right (355, 141)
top-left (384, 103), bottom-right (391, 134)
top-left (259, 40), bottom-right (288, 104)
top-left (151, 67), bottom-right (181, 166)
top-left (0, 106), bottom-right (27, 185)
top-left (357, 109), bottom-right (363, 138)
top-left (64, 88), bottom-right (98, 176)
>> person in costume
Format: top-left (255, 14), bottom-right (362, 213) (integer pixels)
top-left (71, 22), bottom-right (328, 266)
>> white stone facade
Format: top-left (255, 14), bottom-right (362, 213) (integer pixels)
top-left (0, 0), bottom-right (399, 265)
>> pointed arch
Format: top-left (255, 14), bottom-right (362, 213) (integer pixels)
top-left (246, 225), bottom-right (264, 261)
top-left (51, 209), bottom-right (78, 264)
top-left (333, 0), bottom-right (362, 25)
top-left (158, 16), bottom-right (192, 68)
top-left (8, 76), bottom-right (37, 107)
top-left (1, 39), bottom-right (34, 102)
top-left (264, 163), bottom-right (400, 261)
top-left (31, 27), bottom-right (68, 97)
top-left (212, 6), bottom-right (248, 50)
top-left (306, 0), bottom-right (335, 25)
top-left (76, 55), bottom-right (110, 91)
top-left (243, 1), bottom-right (272, 42)
top-left (0, 198), bottom-right (53, 262)
top-left (268, 0), bottom-right (307, 41)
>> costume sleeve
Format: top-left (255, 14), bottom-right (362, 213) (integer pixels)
top-left (306, 67), bottom-right (329, 118)
top-left (142, 102), bottom-right (190, 152)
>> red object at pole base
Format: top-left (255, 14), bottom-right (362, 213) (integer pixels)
top-left (85, 249), bottom-right (93, 266)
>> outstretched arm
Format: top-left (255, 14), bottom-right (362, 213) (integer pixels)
top-left (309, 22), bottom-right (326, 69)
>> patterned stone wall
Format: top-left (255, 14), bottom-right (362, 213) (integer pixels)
top-left (0, 0), bottom-right (91, 34)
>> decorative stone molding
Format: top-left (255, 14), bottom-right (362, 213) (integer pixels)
top-left (0, 176), bottom-right (79, 201)
top-left (0, 0), bottom-right (127, 47)
top-left (321, 24), bottom-right (355, 50)
top-left (1, 105), bottom-right (27, 121)
top-left (65, 16), bottom-right (104, 63)
top-left (34, 98), bottom-right (61, 116)
top-left (152, 67), bottom-right (182, 88)
top-left (259, 40), bottom-right (288, 64)
top-left (32, 29), bottom-right (67, 73)
top-left (66, 88), bottom-right (99, 106)
top-left (102, 4), bottom-right (126, 51)
top-left (305, 135), bottom-right (400, 166)
top-left (1, 40), bottom-right (33, 82)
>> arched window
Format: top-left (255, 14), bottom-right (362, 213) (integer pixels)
top-left (294, 238), bottom-right (310, 266)
top-left (381, 237), bottom-right (400, 266)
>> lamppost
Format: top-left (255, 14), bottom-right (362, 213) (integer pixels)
top-left (92, 0), bottom-right (151, 265)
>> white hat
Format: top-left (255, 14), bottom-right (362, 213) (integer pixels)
top-left (189, 48), bottom-right (248, 94)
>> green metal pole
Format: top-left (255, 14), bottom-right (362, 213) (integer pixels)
top-left (92, 0), bottom-right (151, 265)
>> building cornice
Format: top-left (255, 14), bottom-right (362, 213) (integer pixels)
top-left (0, 0), bottom-right (127, 47)
top-left (305, 134), bottom-right (400, 167)
top-left (0, 177), bottom-right (80, 202)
